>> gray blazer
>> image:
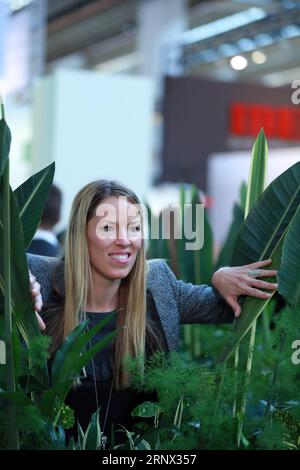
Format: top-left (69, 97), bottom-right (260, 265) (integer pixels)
top-left (28, 254), bottom-right (234, 352)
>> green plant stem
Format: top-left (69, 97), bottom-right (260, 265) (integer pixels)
top-left (2, 152), bottom-right (19, 449)
top-left (232, 345), bottom-right (239, 418)
top-left (237, 319), bottom-right (257, 447)
top-left (265, 329), bottom-right (286, 418)
top-left (262, 310), bottom-right (271, 350)
top-left (209, 361), bottom-right (227, 444)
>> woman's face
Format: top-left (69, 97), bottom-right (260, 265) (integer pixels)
top-left (87, 196), bottom-right (142, 282)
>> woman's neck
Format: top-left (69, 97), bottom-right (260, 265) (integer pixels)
top-left (86, 271), bottom-right (121, 313)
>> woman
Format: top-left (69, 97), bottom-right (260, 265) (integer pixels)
top-left (29, 180), bottom-right (277, 447)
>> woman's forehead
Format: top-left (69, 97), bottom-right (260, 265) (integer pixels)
top-left (95, 196), bottom-right (141, 218)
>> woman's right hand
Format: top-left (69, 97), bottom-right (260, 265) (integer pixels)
top-left (29, 273), bottom-right (46, 331)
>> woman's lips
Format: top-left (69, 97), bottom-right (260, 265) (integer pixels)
top-left (108, 253), bottom-right (131, 264)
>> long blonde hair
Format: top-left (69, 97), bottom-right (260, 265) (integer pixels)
top-left (62, 180), bottom-right (147, 389)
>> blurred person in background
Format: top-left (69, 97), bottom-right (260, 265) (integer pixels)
top-left (28, 184), bottom-right (62, 257)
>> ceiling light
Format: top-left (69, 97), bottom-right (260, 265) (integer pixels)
top-left (254, 33), bottom-right (273, 47)
top-left (251, 50), bottom-right (266, 64)
top-left (237, 38), bottom-right (256, 52)
top-left (230, 55), bottom-right (248, 70)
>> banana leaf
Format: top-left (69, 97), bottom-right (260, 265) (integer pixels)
top-left (14, 163), bottom-right (55, 249)
top-left (278, 203), bottom-right (300, 309)
top-left (232, 161), bottom-right (300, 266)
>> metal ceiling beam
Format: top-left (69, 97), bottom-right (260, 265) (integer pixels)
top-left (46, 0), bottom-right (137, 62)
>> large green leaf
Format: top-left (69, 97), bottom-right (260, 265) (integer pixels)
top-left (220, 229), bottom-right (286, 362)
top-left (232, 162), bottom-right (300, 266)
top-left (0, 188), bottom-right (49, 387)
top-left (278, 204), bottom-right (300, 309)
top-left (14, 163), bottom-right (55, 249)
top-left (0, 113), bottom-right (11, 179)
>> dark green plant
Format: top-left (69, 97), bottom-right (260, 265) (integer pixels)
top-left (0, 101), bottom-right (117, 449)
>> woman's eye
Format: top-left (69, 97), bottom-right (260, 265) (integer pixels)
top-left (103, 224), bottom-right (112, 232)
top-left (129, 225), bottom-right (141, 232)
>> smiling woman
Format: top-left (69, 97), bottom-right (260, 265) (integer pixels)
top-left (29, 179), bottom-right (278, 448)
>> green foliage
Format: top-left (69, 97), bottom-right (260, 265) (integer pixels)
top-left (124, 339), bottom-right (300, 450)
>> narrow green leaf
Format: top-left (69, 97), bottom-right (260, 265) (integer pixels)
top-left (14, 162), bottom-right (55, 248)
top-left (82, 408), bottom-right (102, 450)
top-left (245, 128), bottom-right (268, 215)
top-left (51, 313), bottom-right (116, 386)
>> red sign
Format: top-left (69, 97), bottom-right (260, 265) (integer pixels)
top-left (229, 102), bottom-right (300, 141)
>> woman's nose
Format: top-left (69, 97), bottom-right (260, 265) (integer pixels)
top-left (115, 228), bottom-right (131, 245)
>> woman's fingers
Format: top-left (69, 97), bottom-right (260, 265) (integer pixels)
top-left (247, 259), bottom-right (278, 277)
top-left (255, 269), bottom-right (277, 278)
top-left (29, 271), bottom-right (43, 312)
top-left (250, 279), bottom-right (278, 290)
top-left (244, 286), bottom-right (273, 299)
top-left (225, 296), bottom-right (241, 318)
top-left (247, 259), bottom-right (272, 268)
top-left (36, 312), bottom-right (46, 331)
top-left (29, 271), bottom-right (45, 330)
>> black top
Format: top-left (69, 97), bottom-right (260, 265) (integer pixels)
top-left (65, 290), bottom-right (168, 446)
top-left (84, 311), bottom-right (116, 381)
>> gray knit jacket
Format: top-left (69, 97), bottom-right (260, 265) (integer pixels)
top-left (27, 254), bottom-right (234, 352)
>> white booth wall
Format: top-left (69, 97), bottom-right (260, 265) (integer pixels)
top-left (32, 69), bottom-right (154, 231)
top-left (208, 148), bottom-right (300, 247)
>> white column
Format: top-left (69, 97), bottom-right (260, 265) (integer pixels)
top-left (137, 0), bottom-right (187, 100)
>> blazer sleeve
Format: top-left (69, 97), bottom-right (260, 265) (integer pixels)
top-left (161, 260), bottom-right (234, 324)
